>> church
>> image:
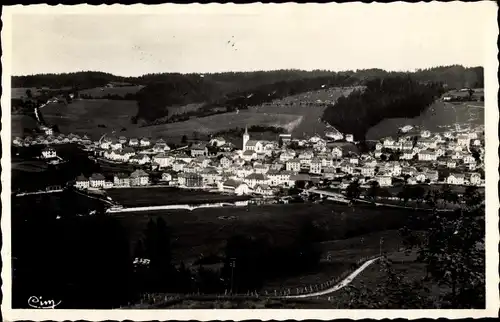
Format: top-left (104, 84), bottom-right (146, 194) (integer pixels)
top-left (241, 126), bottom-right (279, 156)
top-left (242, 126), bottom-right (264, 153)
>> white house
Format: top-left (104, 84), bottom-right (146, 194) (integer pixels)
top-left (420, 130), bottom-right (431, 138)
top-left (470, 173), bottom-right (481, 186)
top-left (361, 166), bottom-right (375, 177)
top-left (114, 173), bottom-right (131, 187)
top-left (447, 161), bottom-right (457, 169)
top-left (279, 151), bottom-right (295, 162)
top-left (241, 150), bottom-right (257, 161)
top-left (254, 184), bottom-right (274, 196)
top-left (209, 137), bottom-right (226, 147)
top-left (463, 154), bottom-right (476, 164)
top-left (110, 140), bottom-right (123, 151)
top-left (130, 169), bottom-right (150, 186)
top-left (161, 172), bottom-right (172, 182)
top-left (75, 175), bottom-right (90, 189)
top-left (447, 173), bottom-right (465, 185)
top-left (89, 173), bottom-right (106, 188)
top-left (383, 138), bottom-right (395, 148)
top-left (376, 175), bottom-right (392, 187)
top-left (140, 137), bottom-right (151, 147)
top-left (244, 173), bottom-right (269, 188)
top-left (153, 153), bottom-right (173, 168)
top-left (309, 159), bottom-right (322, 175)
top-left (418, 150), bottom-right (437, 161)
top-left (325, 131), bottom-right (343, 141)
top-left (219, 156), bottom-right (233, 168)
top-left (129, 138), bottom-right (139, 146)
top-left (456, 134), bottom-right (470, 147)
top-left (41, 147), bottom-right (57, 159)
top-left (153, 142), bottom-right (170, 153)
top-left (220, 180), bottom-right (251, 196)
top-left (286, 159), bottom-right (301, 173)
top-left (331, 147), bottom-right (343, 159)
top-left (345, 134), bottom-right (354, 142)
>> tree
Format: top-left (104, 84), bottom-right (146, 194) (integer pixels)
top-left (343, 257), bottom-right (435, 309)
top-left (346, 180), bottom-right (361, 200)
top-left (463, 186), bottom-right (482, 208)
top-left (367, 181), bottom-right (380, 202)
top-left (181, 135), bottom-right (188, 144)
top-left (26, 89), bottom-right (33, 98)
top-left (418, 208), bottom-right (485, 308)
top-left (141, 217), bottom-right (173, 291)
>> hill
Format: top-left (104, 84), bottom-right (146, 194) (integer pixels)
top-left (12, 66), bottom-right (483, 139)
top-left (321, 76), bottom-right (446, 141)
top-left (40, 99), bottom-right (139, 139)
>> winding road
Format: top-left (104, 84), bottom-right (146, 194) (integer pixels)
top-left (284, 257), bottom-right (381, 299)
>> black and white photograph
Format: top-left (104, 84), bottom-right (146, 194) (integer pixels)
top-left (1, 2), bottom-right (498, 320)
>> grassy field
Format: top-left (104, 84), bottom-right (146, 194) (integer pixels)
top-left (113, 203), bottom-right (423, 265)
top-left (11, 114), bottom-right (39, 138)
top-left (79, 85), bottom-right (144, 98)
top-left (366, 100), bottom-right (484, 140)
top-left (33, 87), bottom-right (356, 142)
top-left (248, 86), bottom-right (360, 137)
top-left (121, 111), bottom-right (302, 143)
top-left (106, 187), bottom-right (249, 207)
top-left (40, 99), bottom-right (140, 139)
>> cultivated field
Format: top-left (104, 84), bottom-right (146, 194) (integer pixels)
top-left (40, 99), bottom-right (140, 139)
top-left (249, 86), bottom-right (360, 137)
top-left (11, 114), bottom-right (39, 137)
top-left (79, 85), bottom-right (144, 98)
top-left (121, 111), bottom-right (302, 143)
top-left (366, 100), bottom-right (484, 140)
top-left (113, 203), bottom-right (423, 265)
top-left (106, 187), bottom-right (249, 207)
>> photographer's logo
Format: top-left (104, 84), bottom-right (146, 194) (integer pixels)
top-left (28, 296), bottom-right (61, 309)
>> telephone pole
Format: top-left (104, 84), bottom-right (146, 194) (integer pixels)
top-left (230, 258), bottom-right (236, 294)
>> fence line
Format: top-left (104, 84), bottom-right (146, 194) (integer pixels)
top-left (120, 255), bottom-right (381, 309)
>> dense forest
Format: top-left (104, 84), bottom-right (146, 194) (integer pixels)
top-left (12, 65), bottom-right (483, 126)
top-left (321, 76), bottom-right (446, 141)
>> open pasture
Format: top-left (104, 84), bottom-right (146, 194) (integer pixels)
top-left (40, 99), bottom-right (140, 139)
top-left (79, 85), bottom-right (144, 98)
top-left (11, 114), bottom-right (39, 138)
top-left (122, 111), bottom-right (302, 142)
top-left (113, 203), bottom-right (423, 264)
top-left (249, 86), bottom-right (360, 137)
top-left (366, 100), bottom-right (484, 140)
top-left (106, 187), bottom-right (249, 207)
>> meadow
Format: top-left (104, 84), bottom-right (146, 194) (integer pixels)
top-left (11, 114), bottom-right (39, 138)
top-left (40, 99), bottom-right (140, 139)
top-left (79, 85), bottom-right (144, 98)
top-left (366, 100), bottom-right (484, 140)
top-left (112, 203), bottom-right (424, 265)
top-left (106, 187), bottom-right (249, 207)
top-left (32, 87), bottom-right (356, 142)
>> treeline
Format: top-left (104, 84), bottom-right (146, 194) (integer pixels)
top-left (211, 126), bottom-right (286, 137)
top-left (321, 76), bottom-right (446, 141)
top-left (12, 66), bottom-right (483, 126)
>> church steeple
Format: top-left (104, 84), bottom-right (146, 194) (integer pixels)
top-left (242, 125), bottom-right (250, 150)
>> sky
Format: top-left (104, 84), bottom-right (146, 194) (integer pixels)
top-left (6, 2), bottom-right (496, 77)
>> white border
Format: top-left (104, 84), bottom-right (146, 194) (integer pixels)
top-left (2, 3), bottom-right (499, 321)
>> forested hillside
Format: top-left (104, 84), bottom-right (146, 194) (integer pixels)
top-left (321, 76), bottom-right (446, 141)
top-left (12, 66), bottom-right (482, 127)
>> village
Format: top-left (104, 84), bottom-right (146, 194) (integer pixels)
top-left (13, 121), bottom-right (485, 200)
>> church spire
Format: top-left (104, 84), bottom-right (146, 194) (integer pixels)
top-left (244, 125), bottom-right (248, 135)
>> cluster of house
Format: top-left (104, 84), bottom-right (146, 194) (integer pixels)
top-left (13, 133), bottom-right (92, 147)
top-left (73, 125), bottom-right (485, 196)
top-left (74, 169), bottom-right (150, 190)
